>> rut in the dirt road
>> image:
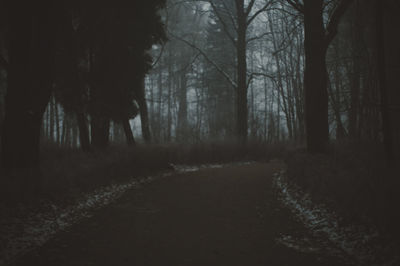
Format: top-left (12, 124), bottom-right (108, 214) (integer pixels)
top-left (13, 162), bottom-right (348, 266)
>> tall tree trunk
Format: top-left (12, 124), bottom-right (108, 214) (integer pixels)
top-left (72, 120), bottom-right (78, 148)
top-left (236, 1), bottom-right (248, 145)
top-left (303, 0), bottom-right (329, 153)
top-left (64, 116), bottom-right (71, 147)
top-left (137, 78), bottom-right (151, 143)
top-left (348, 61), bottom-right (360, 139)
top-left (49, 96), bottom-right (55, 142)
top-left (61, 114), bottom-right (67, 145)
top-left (177, 70), bottom-right (188, 141)
top-left (91, 116), bottom-right (110, 149)
top-left (166, 62), bottom-right (172, 142)
top-left (294, 30), bottom-right (305, 143)
top-left (328, 78), bottom-right (346, 139)
top-left (1, 3), bottom-right (56, 182)
top-left (348, 9), bottom-right (362, 140)
top-left (55, 101), bottom-right (60, 144)
top-left (122, 119), bottom-right (135, 145)
top-left (156, 65), bottom-right (163, 142)
top-left (45, 105), bottom-right (50, 139)
top-left (76, 111), bottom-right (91, 151)
top-left (376, 0), bottom-right (393, 160)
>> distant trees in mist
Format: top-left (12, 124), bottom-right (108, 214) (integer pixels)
top-left (146, 0), bottom-right (399, 158)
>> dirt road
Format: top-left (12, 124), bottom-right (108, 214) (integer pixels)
top-left (13, 162), bottom-right (347, 266)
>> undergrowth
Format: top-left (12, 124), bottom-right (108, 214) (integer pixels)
top-left (0, 141), bottom-right (284, 205)
top-left (284, 141), bottom-right (400, 238)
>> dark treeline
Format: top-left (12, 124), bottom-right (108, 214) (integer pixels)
top-left (0, 0), bottom-right (399, 186)
top-left (0, 1), bottom-right (166, 177)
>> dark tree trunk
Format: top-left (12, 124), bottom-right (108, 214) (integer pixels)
top-left (376, 0), bottom-right (394, 160)
top-left (122, 119), bottom-right (135, 145)
top-left (349, 59), bottom-right (360, 139)
top-left (49, 97), bottom-right (55, 142)
top-left (137, 78), bottom-right (151, 143)
top-left (64, 117), bottom-right (71, 147)
top-left (303, 0), bottom-right (329, 153)
top-left (166, 51), bottom-right (172, 142)
top-left (294, 50), bottom-right (305, 143)
top-left (236, 1), bottom-right (248, 145)
top-left (61, 114), bottom-right (67, 145)
top-left (155, 65), bottom-right (163, 142)
top-left (91, 116), bottom-right (110, 148)
top-left (348, 9), bottom-right (363, 140)
top-left (72, 121), bottom-right (78, 148)
top-left (177, 70), bottom-right (188, 141)
top-left (76, 111), bottom-right (91, 152)
top-left (1, 3), bottom-right (56, 181)
top-left (45, 106), bottom-right (50, 139)
top-left (55, 101), bottom-right (60, 144)
top-left (328, 71), bottom-right (346, 140)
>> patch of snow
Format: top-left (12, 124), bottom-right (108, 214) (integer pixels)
top-left (0, 161), bottom-right (254, 265)
top-left (173, 161), bottom-right (254, 173)
top-left (0, 174), bottom-right (159, 265)
top-left (273, 170), bottom-right (400, 266)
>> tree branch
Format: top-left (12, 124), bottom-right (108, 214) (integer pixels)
top-left (151, 44), bottom-right (166, 68)
top-left (286, 0), bottom-right (304, 13)
top-left (245, 0), bottom-right (257, 16)
top-left (220, 0), bottom-right (239, 31)
top-left (246, 31), bottom-right (272, 44)
top-left (168, 30), bottom-right (237, 89)
top-left (247, 1), bottom-right (274, 26)
top-left (208, 0), bottom-right (237, 45)
top-left (247, 72), bottom-right (276, 89)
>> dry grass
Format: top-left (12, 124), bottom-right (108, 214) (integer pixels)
top-left (285, 141), bottom-right (400, 237)
top-left (1, 141), bottom-right (285, 204)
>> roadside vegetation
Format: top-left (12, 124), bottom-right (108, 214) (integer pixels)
top-left (1, 141), bottom-right (283, 205)
top-left (285, 142), bottom-right (400, 239)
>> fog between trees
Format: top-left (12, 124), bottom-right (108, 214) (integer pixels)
top-left (0, 0), bottom-right (399, 174)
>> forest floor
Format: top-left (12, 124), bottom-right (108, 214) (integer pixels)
top-left (10, 162), bottom-right (350, 266)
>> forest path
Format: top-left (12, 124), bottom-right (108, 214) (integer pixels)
top-left (13, 162), bottom-right (346, 266)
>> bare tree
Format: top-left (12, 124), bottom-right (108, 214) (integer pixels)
top-left (286, 0), bottom-right (354, 152)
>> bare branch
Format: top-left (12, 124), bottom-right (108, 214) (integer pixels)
top-left (168, 30), bottom-right (237, 88)
top-left (208, 0), bottom-right (237, 45)
top-left (246, 31), bottom-right (272, 44)
top-left (286, 0), bottom-right (304, 13)
top-left (247, 72), bottom-right (276, 89)
top-left (245, 0), bottom-right (257, 16)
top-left (176, 52), bottom-right (202, 73)
top-left (220, 0), bottom-right (239, 31)
top-left (247, 1), bottom-right (274, 26)
top-left (151, 44), bottom-right (166, 68)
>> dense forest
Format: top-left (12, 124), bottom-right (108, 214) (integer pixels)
top-left (1, 0), bottom-right (399, 154)
top-left (0, 0), bottom-right (400, 264)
